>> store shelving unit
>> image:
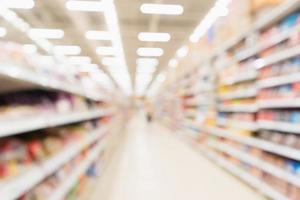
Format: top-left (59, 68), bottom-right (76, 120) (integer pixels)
top-left (0, 64), bottom-right (103, 101)
top-left (0, 109), bottom-right (113, 138)
top-left (157, 0), bottom-right (300, 199)
top-left (0, 46), bottom-right (118, 199)
top-left (0, 126), bottom-right (108, 200)
top-left (48, 140), bottom-right (106, 200)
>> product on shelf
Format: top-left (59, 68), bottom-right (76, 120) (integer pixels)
top-left (0, 119), bottom-right (104, 180)
top-left (0, 89), bottom-right (107, 123)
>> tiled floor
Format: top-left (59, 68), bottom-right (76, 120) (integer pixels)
top-left (90, 115), bottom-right (266, 200)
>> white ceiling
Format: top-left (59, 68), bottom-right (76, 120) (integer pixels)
top-left (0, 0), bottom-right (214, 94)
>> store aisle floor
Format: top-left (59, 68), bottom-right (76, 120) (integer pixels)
top-left (90, 115), bottom-right (266, 200)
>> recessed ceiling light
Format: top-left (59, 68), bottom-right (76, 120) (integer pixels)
top-left (66, 0), bottom-right (105, 12)
top-left (29, 28), bottom-right (64, 39)
top-left (137, 47), bottom-right (164, 57)
top-left (138, 32), bottom-right (171, 42)
top-left (140, 4), bottom-right (184, 15)
top-left (96, 47), bottom-right (115, 56)
top-left (23, 44), bottom-right (37, 54)
top-left (2, 0), bottom-right (35, 9)
top-left (85, 31), bottom-right (111, 40)
top-left (53, 45), bottom-right (81, 55)
top-left (0, 27), bottom-right (7, 37)
top-left (176, 46), bottom-right (189, 58)
top-left (168, 59), bottom-right (178, 68)
top-left (101, 57), bottom-right (119, 66)
top-left (136, 58), bottom-right (159, 67)
top-left (67, 56), bottom-right (91, 65)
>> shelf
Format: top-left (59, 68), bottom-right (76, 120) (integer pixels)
top-left (258, 120), bottom-right (300, 134)
top-left (218, 105), bottom-right (258, 113)
top-left (257, 72), bottom-right (300, 89)
top-left (198, 147), bottom-right (288, 200)
top-left (219, 70), bottom-right (257, 86)
top-left (236, 24), bottom-right (300, 61)
top-left (217, 118), bottom-right (257, 131)
top-left (0, 64), bottom-right (103, 101)
top-left (0, 127), bottom-right (107, 200)
top-left (258, 99), bottom-right (300, 108)
top-left (0, 109), bottom-right (112, 138)
top-left (215, 0), bottom-right (300, 58)
top-left (48, 141), bottom-right (106, 200)
top-left (202, 126), bottom-right (300, 161)
top-left (219, 88), bottom-right (257, 100)
top-left (209, 141), bottom-right (300, 188)
top-left (255, 44), bottom-right (300, 69)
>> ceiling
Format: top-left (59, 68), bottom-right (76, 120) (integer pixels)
top-left (0, 0), bottom-right (213, 95)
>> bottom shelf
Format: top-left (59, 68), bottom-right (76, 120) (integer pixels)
top-left (198, 147), bottom-right (288, 200)
top-left (179, 131), bottom-right (289, 200)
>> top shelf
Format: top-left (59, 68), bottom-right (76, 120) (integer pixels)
top-left (215, 0), bottom-right (300, 58)
top-left (0, 64), bottom-right (104, 101)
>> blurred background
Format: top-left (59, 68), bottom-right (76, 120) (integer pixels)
top-left (0, 0), bottom-right (300, 200)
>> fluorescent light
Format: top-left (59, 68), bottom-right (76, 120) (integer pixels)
top-left (66, 0), bottom-right (105, 12)
top-left (137, 65), bottom-right (156, 74)
top-left (138, 32), bottom-right (171, 42)
top-left (1, 0), bottom-right (35, 9)
top-left (0, 27), bottom-right (7, 37)
top-left (67, 56), bottom-right (91, 65)
top-left (136, 58), bottom-right (158, 67)
top-left (101, 57), bottom-right (119, 66)
top-left (137, 47), bottom-right (164, 57)
top-left (103, 0), bottom-right (132, 94)
top-left (53, 45), bottom-right (81, 55)
top-left (96, 47), bottom-right (115, 56)
top-left (176, 46), bottom-right (189, 58)
top-left (140, 4), bottom-right (184, 15)
top-left (85, 31), bottom-right (111, 40)
top-left (190, 0), bottom-right (231, 43)
top-left (168, 59), bottom-right (178, 68)
top-left (23, 44), bottom-right (37, 54)
top-left (29, 28), bottom-right (64, 39)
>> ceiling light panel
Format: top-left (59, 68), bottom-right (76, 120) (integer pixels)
top-left (96, 46), bottom-right (115, 56)
top-left (29, 28), bottom-right (64, 39)
top-left (136, 65), bottom-right (156, 74)
top-left (136, 58), bottom-right (159, 67)
top-left (140, 4), bottom-right (184, 15)
top-left (0, 27), bottom-right (7, 37)
top-left (53, 45), bottom-right (81, 55)
top-left (137, 47), bottom-right (164, 57)
top-left (103, 0), bottom-right (132, 95)
top-left (138, 32), bottom-right (171, 42)
top-left (1, 0), bottom-right (35, 9)
top-left (85, 31), bottom-right (111, 40)
top-left (66, 0), bottom-right (105, 12)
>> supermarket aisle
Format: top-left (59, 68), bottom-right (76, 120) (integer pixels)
top-left (90, 114), bottom-right (266, 200)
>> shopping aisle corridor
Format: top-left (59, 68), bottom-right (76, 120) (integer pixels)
top-left (90, 114), bottom-right (266, 200)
